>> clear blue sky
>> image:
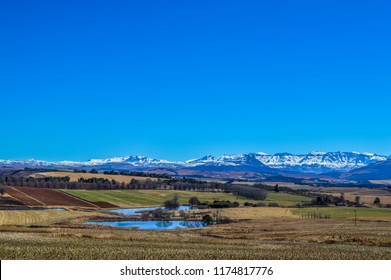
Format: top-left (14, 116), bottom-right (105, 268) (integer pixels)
top-left (1, 0), bottom-right (390, 161)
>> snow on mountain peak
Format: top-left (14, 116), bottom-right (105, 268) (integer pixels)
top-left (0, 151), bottom-right (388, 173)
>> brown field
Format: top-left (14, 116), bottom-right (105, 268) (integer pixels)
top-left (34, 171), bottom-right (161, 183)
top-left (4, 187), bottom-right (116, 208)
top-left (217, 207), bottom-right (296, 219)
top-left (4, 187), bottom-right (45, 206)
top-left (262, 182), bottom-right (316, 190)
top-left (0, 210), bottom-right (112, 226)
top-left (314, 187), bottom-right (391, 204)
top-left (0, 214), bottom-right (390, 259)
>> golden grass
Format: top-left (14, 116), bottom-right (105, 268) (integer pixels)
top-left (218, 207), bottom-right (296, 220)
top-left (34, 172), bottom-right (160, 183)
top-left (0, 210), bottom-right (110, 226)
top-left (262, 182), bottom-right (316, 190)
top-left (0, 216), bottom-right (390, 259)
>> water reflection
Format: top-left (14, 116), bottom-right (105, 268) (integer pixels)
top-left (85, 220), bottom-right (205, 230)
top-left (109, 205), bottom-right (194, 216)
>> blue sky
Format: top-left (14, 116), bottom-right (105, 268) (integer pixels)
top-left (1, 0), bottom-right (390, 161)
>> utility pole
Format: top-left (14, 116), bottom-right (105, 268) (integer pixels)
top-left (354, 210), bottom-right (357, 226)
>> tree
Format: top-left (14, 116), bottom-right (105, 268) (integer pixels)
top-left (355, 196), bottom-right (361, 205)
top-left (274, 184), bottom-right (279, 192)
top-left (339, 193), bottom-right (345, 202)
top-left (164, 195), bottom-right (180, 210)
top-left (188, 196), bottom-right (201, 207)
top-left (374, 197), bottom-right (381, 205)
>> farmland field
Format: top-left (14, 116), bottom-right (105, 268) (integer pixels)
top-left (265, 192), bottom-right (312, 206)
top-left (64, 189), bottom-right (257, 207)
top-left (4, 186), bottom-right (115, 208)
top-left (0, 210), bottom-right (112, 226)
top-left (64, 189), bottom-right (312, 207)
top-left (291, 207), bottom-right (391, 221)
top-left (312, 187), bottom-right (391, 205)
top-left (1, 188), bottom-right (390, 260)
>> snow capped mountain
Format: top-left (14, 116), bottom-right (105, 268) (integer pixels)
top-left (0, 156), bottom-right (178, 169)
top-left (184, 153), bottom-right (271, 172)
top-left (183, 151), bottom-right (387, 173)
top-left (254, 151), bottom-right (387, 172)
top-left (0, 152), bottom-right (388, 173)
top-left (85, 156), bottom-right (175, 167)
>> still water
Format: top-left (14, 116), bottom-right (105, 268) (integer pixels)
top-left (85, 220), bottom-right (205, 230)
top-left (109, 205), bottom-right (194, 216)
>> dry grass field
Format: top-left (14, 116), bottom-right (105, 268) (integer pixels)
top-left (313, 187), bottom-right (391, 205)
top-left (0, 215), bottom-right (390, 259)
top-left (0, 210), bottom-right (113, 226)
top-left (34, 171), bottom-right (161, 183)
top-left (218, 207), bottom-right (296, 219)
top-left (262, 182), bottom-right (316, 190)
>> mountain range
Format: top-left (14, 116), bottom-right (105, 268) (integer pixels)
top-left (1, 151), bottom-right (388, 175)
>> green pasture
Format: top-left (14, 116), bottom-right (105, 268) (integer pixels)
top-left (64, 189), bottom-right (312, 208)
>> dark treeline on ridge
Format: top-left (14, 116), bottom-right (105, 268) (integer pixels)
top-left (72, 169), bottom-right (172, 179)
top-left (0, 175), bottom-right (268, 201)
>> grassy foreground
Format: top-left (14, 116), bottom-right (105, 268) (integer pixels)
top-left (64, 189), bottom-right (311, 207)
top-left (0, 217), bottom-right (390, 259)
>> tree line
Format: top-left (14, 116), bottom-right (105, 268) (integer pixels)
top-left (72, 169), bottom-right (172, 179)
top-left (0, 175), bottom-right (269, 200)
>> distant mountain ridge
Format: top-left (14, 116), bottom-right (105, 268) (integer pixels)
top-left (340, 159), bottom-right (391, 181)
top-left (0, 151), bottom-right (387, 174)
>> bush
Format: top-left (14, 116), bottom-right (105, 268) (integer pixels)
top-left (268, 202), bottom-right (279, 207)
top-left (197, 203), bottom-right (211, 209)
top-left (151, 209), bottom-right (170, 220)
top-left (244, 202), bottom-right (255, 207)
top-left (202, 214), bottom-right (214, 225)
top-left (164, 195), bottom-right (180, 210)
top-left (255, 202), bottom-right (266, 207)
top-left (189, 196), bottom-right (201, 206)
top-left (210, 200), bottom-right (236, 208)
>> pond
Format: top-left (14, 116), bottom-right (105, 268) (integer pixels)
top-left (85, 220), bottom-right (206, 230)
top-left (109, 205), bottom-right (194, 216)
top-left (42, 208), bottom-right (66, 211)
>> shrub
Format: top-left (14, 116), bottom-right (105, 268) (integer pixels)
top-left (202, 214), bottom-right (214, 225)
top-left (244, 202), bottom-right (255, 207)
top-left (164, 195), bottom-right (180, 210)
top-left (189, 196), bottom-right (201, 206)
top-left (268, 202), bottom-right (279, 207)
